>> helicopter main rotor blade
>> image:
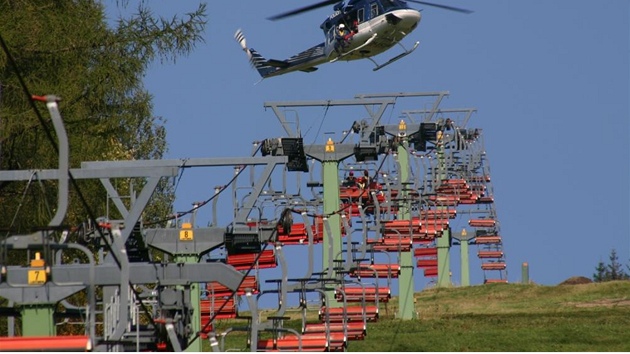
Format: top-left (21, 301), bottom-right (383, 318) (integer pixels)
top-left (267, 0), bottom-right (342, 21)
top-left (405, 0), bottom-right (473, 14)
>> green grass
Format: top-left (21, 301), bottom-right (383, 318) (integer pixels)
top-left (206, 281), bottom-right (630, 351)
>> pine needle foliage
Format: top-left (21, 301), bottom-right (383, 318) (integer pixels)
top-left (0, 0), bottom-right (207, 231)
top-left (593, 248), bottom-right (629, 282)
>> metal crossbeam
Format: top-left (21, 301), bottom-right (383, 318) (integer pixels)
top-left (0, 262), bottom-right (244, 304)
top-left (264, 98), bottom-right (396, 138)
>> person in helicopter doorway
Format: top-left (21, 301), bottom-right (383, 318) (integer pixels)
top-left (334, 23), bottom-right (352, 55)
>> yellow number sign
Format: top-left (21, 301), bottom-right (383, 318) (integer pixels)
top-left (28, 269), bottom-right (46, 285)
top-left (179, 229), bottom-right (194, 241)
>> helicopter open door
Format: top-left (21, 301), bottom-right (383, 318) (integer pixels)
top-left (323, 26), bottom-right (338, 59)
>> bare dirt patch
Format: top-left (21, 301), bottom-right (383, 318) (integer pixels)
top-left (559, 276), bottom-right (593, 285)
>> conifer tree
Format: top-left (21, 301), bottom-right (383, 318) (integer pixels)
top-left (593, 249), bottom-right (629, 282)
top-left (0, 1), bottom-right (207, 231)
top-left (593, 260), bottom-right (607, 282)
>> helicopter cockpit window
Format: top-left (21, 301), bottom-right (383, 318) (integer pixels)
top-left (370, 3), bottom-right (379, 18)
top-left (357, 8), bottom-right (364, 23)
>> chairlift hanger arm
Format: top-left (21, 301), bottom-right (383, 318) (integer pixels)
top-left (264, 98), bottom-right (396, 108)
top-left (264, 98), bottom-right (396, 138)
top-left (0, 166), bottom-right (179, 181)
top-left (354, 91), bottom-right (450, 99)
top-left (357, 91), bottom-right (449, 124)
top-left (402, 108), bottom-right (477, 126)
top-left (82, 156), bottom-right (288, 169)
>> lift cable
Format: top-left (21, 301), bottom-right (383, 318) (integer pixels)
top-left (142, 144), bottom-right (264, 228)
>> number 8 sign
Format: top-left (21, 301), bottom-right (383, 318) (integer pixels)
top-left (179, 229), bottom-right (194, 241)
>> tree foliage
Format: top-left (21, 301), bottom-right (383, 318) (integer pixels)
top-left (0, 1), bottom-right (207, 231)
top-left (593, 249), bottom-right (629, 282)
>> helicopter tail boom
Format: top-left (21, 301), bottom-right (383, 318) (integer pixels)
top-left (248, 48), bottom-right (284, 78)
top-left (235, 29), bottom-right (326, 79)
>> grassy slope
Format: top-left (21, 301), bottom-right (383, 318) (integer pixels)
top-left (209, 281), bottom-right (630, 352)
top-left (352, 281), bottom-right (630, 352)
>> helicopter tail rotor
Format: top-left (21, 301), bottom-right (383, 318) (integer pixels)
top-left (234, 29), bottom-right (278, 79)
top-left (234, 29), bottom-right (252, 60)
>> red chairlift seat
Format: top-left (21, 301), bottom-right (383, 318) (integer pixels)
top-left (435, 185), bottom-right (471, 195)
top-left (418, 219), bottom-right (449, 231)
top-left (277, 222), bottom-right (307, 237)
top-left (477, 251), bottom-right (504, 259)
top-left (424, 267), bottom-right (438, 277)
top-left (477, 196), bottom-right (495, 204)
top-left (484, 278), bottom-right (508, 284)
top-left (481, 262), bottom-right (507, 270)
top-left (0, 335), bottom-right (92, 351)
top-left (97, 221), bottom-right (111, 229)
top-left (320, 305), bottom-right (379, 322)
top-left (334, 286), bottom-right (391, 303)
top-left (442, 178), bottom-right (468, 186)
top-left (276, 223), bottom-right (324, 245)
top-left (458, 196), bottom-right (480, 204)
top-left (385, 188), bottom-right (400, 199)
top-left (303, 322), bottom-right (366, 341)
top-left (414, 222), bottom-right (448, 241)
top-left (413, 234), bottom-right (439, 243)
top-left (414, 247), bottom-right (438, 257)
top-left (199, 297), bottom-right (237, 320)
top-left (367, 237), bottom-right (413, 252)
top-left (226, 249), bottom-right (276, 271)
top-left (341, 202), bottom-right (363, 217)
top-left (468, 219), bottom-right (497, 228)
top-left (417, 259), bottom-right (438, 268)
top-left (381, 219), bottom-right (420, 230)
top-left (364, 203), bottom-right (399, 215)
top-left (374, 191), bottom-right (387, 203)
top-left (257, 334), bottom-right (330, 352)
top-left (339, 186), bottom-right (370, 200)
top-left (420, 208), bottom-right (457, 219)
top-left (206, 275), bottom-right (259, 296)
top-left (340, 184), bottom-right (387, 208)
top-left (475, 235), bottom-right (502, 244)
top-left (382, 219), bottom-right (432, 240)
top-left (303, 333), bottom-right (347, 351)
top-left (415, 237), bottom-right (439, 246)
top-left (428, 195), bottom-right (460, 206)
top-left (349, 263), bottom-right (401, 278)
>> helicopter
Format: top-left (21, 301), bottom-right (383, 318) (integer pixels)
top-left (235, 0), bottom-right (471, 79)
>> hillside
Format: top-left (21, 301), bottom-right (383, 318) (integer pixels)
top-left (351, 281), bottom-right (630, 351)
top-left (210, 281), bottom-right (630, 352)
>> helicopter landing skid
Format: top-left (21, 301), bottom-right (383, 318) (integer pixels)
top-left (330, 33), bottom-right (378, 63)
top-left (369, 40), bottom-right (420, 71)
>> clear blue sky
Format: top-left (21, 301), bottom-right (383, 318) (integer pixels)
top-left (107, 1), bottom-right (629, 294)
